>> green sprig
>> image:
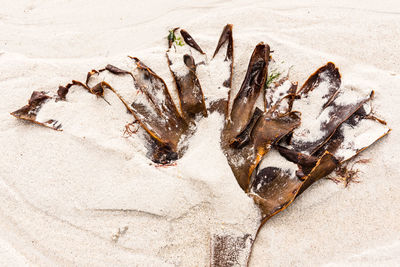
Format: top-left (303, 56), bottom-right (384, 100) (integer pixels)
top-left (168, 29), bottom-right (185, 46)
top-left (266, 68), bottom-right (282, 88)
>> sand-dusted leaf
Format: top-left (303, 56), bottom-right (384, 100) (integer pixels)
top-left (297, 62), bottom-right (341, 106)
top-left (249, 149), bottom-right (303, 219)
top-left (57, 84), bottom-right (71, 100)
top-left (249, 149), bottom-right (338, 222)
top-left (225, 111), bottom-right (301, 191)
top-left (206, 24), bottom-right (234, 115)
top-left (166, 29), bottom-right (207, 121)
top-left (85, 60), bottom-right (188, 164)
top-left (10, 91), bottom-right (62, 130)
top-left (276, 145), bottom-right (318, 176)
top-left (221, 43), bottom-right (300, 191)
top-left (296, 151), bottom-right (338, 195)
top-left (314, 102), bottom-right (391, 162)
top-left (213, 24), bottom-right (233, 62)
top-left (131, 57), bottom-right (185, 126)
top-left (11, 71), bottom-right (135, 131)
top-left (289, 63), bottom-right (373, 155)
top-left (128, 58), bottom-right (189, 162)
top-left (229, 107), bottom-right (263, 149)
top-left (227, 43), bottom-right (270, 137)
top-left (265, 77), bottom-right (297, 115)
top-left (11, 79), bottom-right (113, 131)
top-left (102, 64), bottom-right (134, 76)
top-left (180, 29), bottom-right (205, 54)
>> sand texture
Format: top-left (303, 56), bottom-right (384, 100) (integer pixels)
top-left (1, 0), bottom-right (400, 266)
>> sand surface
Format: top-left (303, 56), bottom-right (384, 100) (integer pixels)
top-left (1, 0), bottom-right (400, 266)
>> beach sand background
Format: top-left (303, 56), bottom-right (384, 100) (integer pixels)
top-left (1, 0), bottom-right (399, 266)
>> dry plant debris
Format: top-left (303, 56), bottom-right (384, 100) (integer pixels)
top-left (11, 24), bottom-right (390, 266)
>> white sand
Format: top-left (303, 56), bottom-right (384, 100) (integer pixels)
top-left (1, 0), bottom-right (400, 266)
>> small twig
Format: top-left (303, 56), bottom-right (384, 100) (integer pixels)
top-left (123, 120), bottom-right (139, 137)
top-left (365, 102), bottom-right (387, 125)
top-left (155, 162), bottom-right (177, 168)
top-left (327, 158), bottom-right (371, 187)
top-left (101, 97), bottom-right (111, 105)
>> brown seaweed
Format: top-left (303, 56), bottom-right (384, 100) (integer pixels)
top-left (314, 102), bottom-right (391, 163)
top-left (118, 58), bottom-right (190, 163)
top-left (10, 91), bottom-right (60, 129)
top-left (226, 43), bottom-right (270, 137)
top-left (166, 29), bottom-right (207, 122)
top-left (246, 62), bottom-right (386, 227)
top-left (265, 76), bottom-right (297, 115)
top-left (297, 62), bottom-right (341, 108)
top-left (224, 111), bottom-right (301, 191)
top-left (213, 24), bottom-right (234, 63)
top-left (82, 60), bottom-right (187, 163)
top-left (276, 145), bottom-right (319, 176)
top-left (10, 25), bottom-right (391, 267)
top-left (57, 84), bottom-right (70, 100)
top-left (209, 24), bottom-right (234, 116)
top-left (289, 63), bottom-right (373, 155)
top-left (229, 107), bottom-right (263, 149)
top-left (250, 150), bottom-right (338, 222)
top-left (180, 29), bottom-right (205, 54)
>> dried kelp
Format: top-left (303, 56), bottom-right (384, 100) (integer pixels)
top-left (10, 24), bottom-right (390, 267)
top-left (265, 77), bottom-right (297, 115)
top-left (10, 78), bottom-right (116, 130)
top-left (220, 43), bottom-right (275, 191)
top-left (226, 43), bottom-right (270, 137)
top-left (166, 28), bottom-right (207, 121)
top-left (10, 91), bottom-right (61, 129)
top-left (246, 62), bottom-right (389, 228)
top-left (249, 150), bottom-right (337, 221)
top-left (208, 24), bottom-right (234, 115)
top-left (314, 101), bottom-right (391, 163)
top-left (228, 112), bottom-right (301, 191)
top-left (129, 57), bottom-right (189, 161)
